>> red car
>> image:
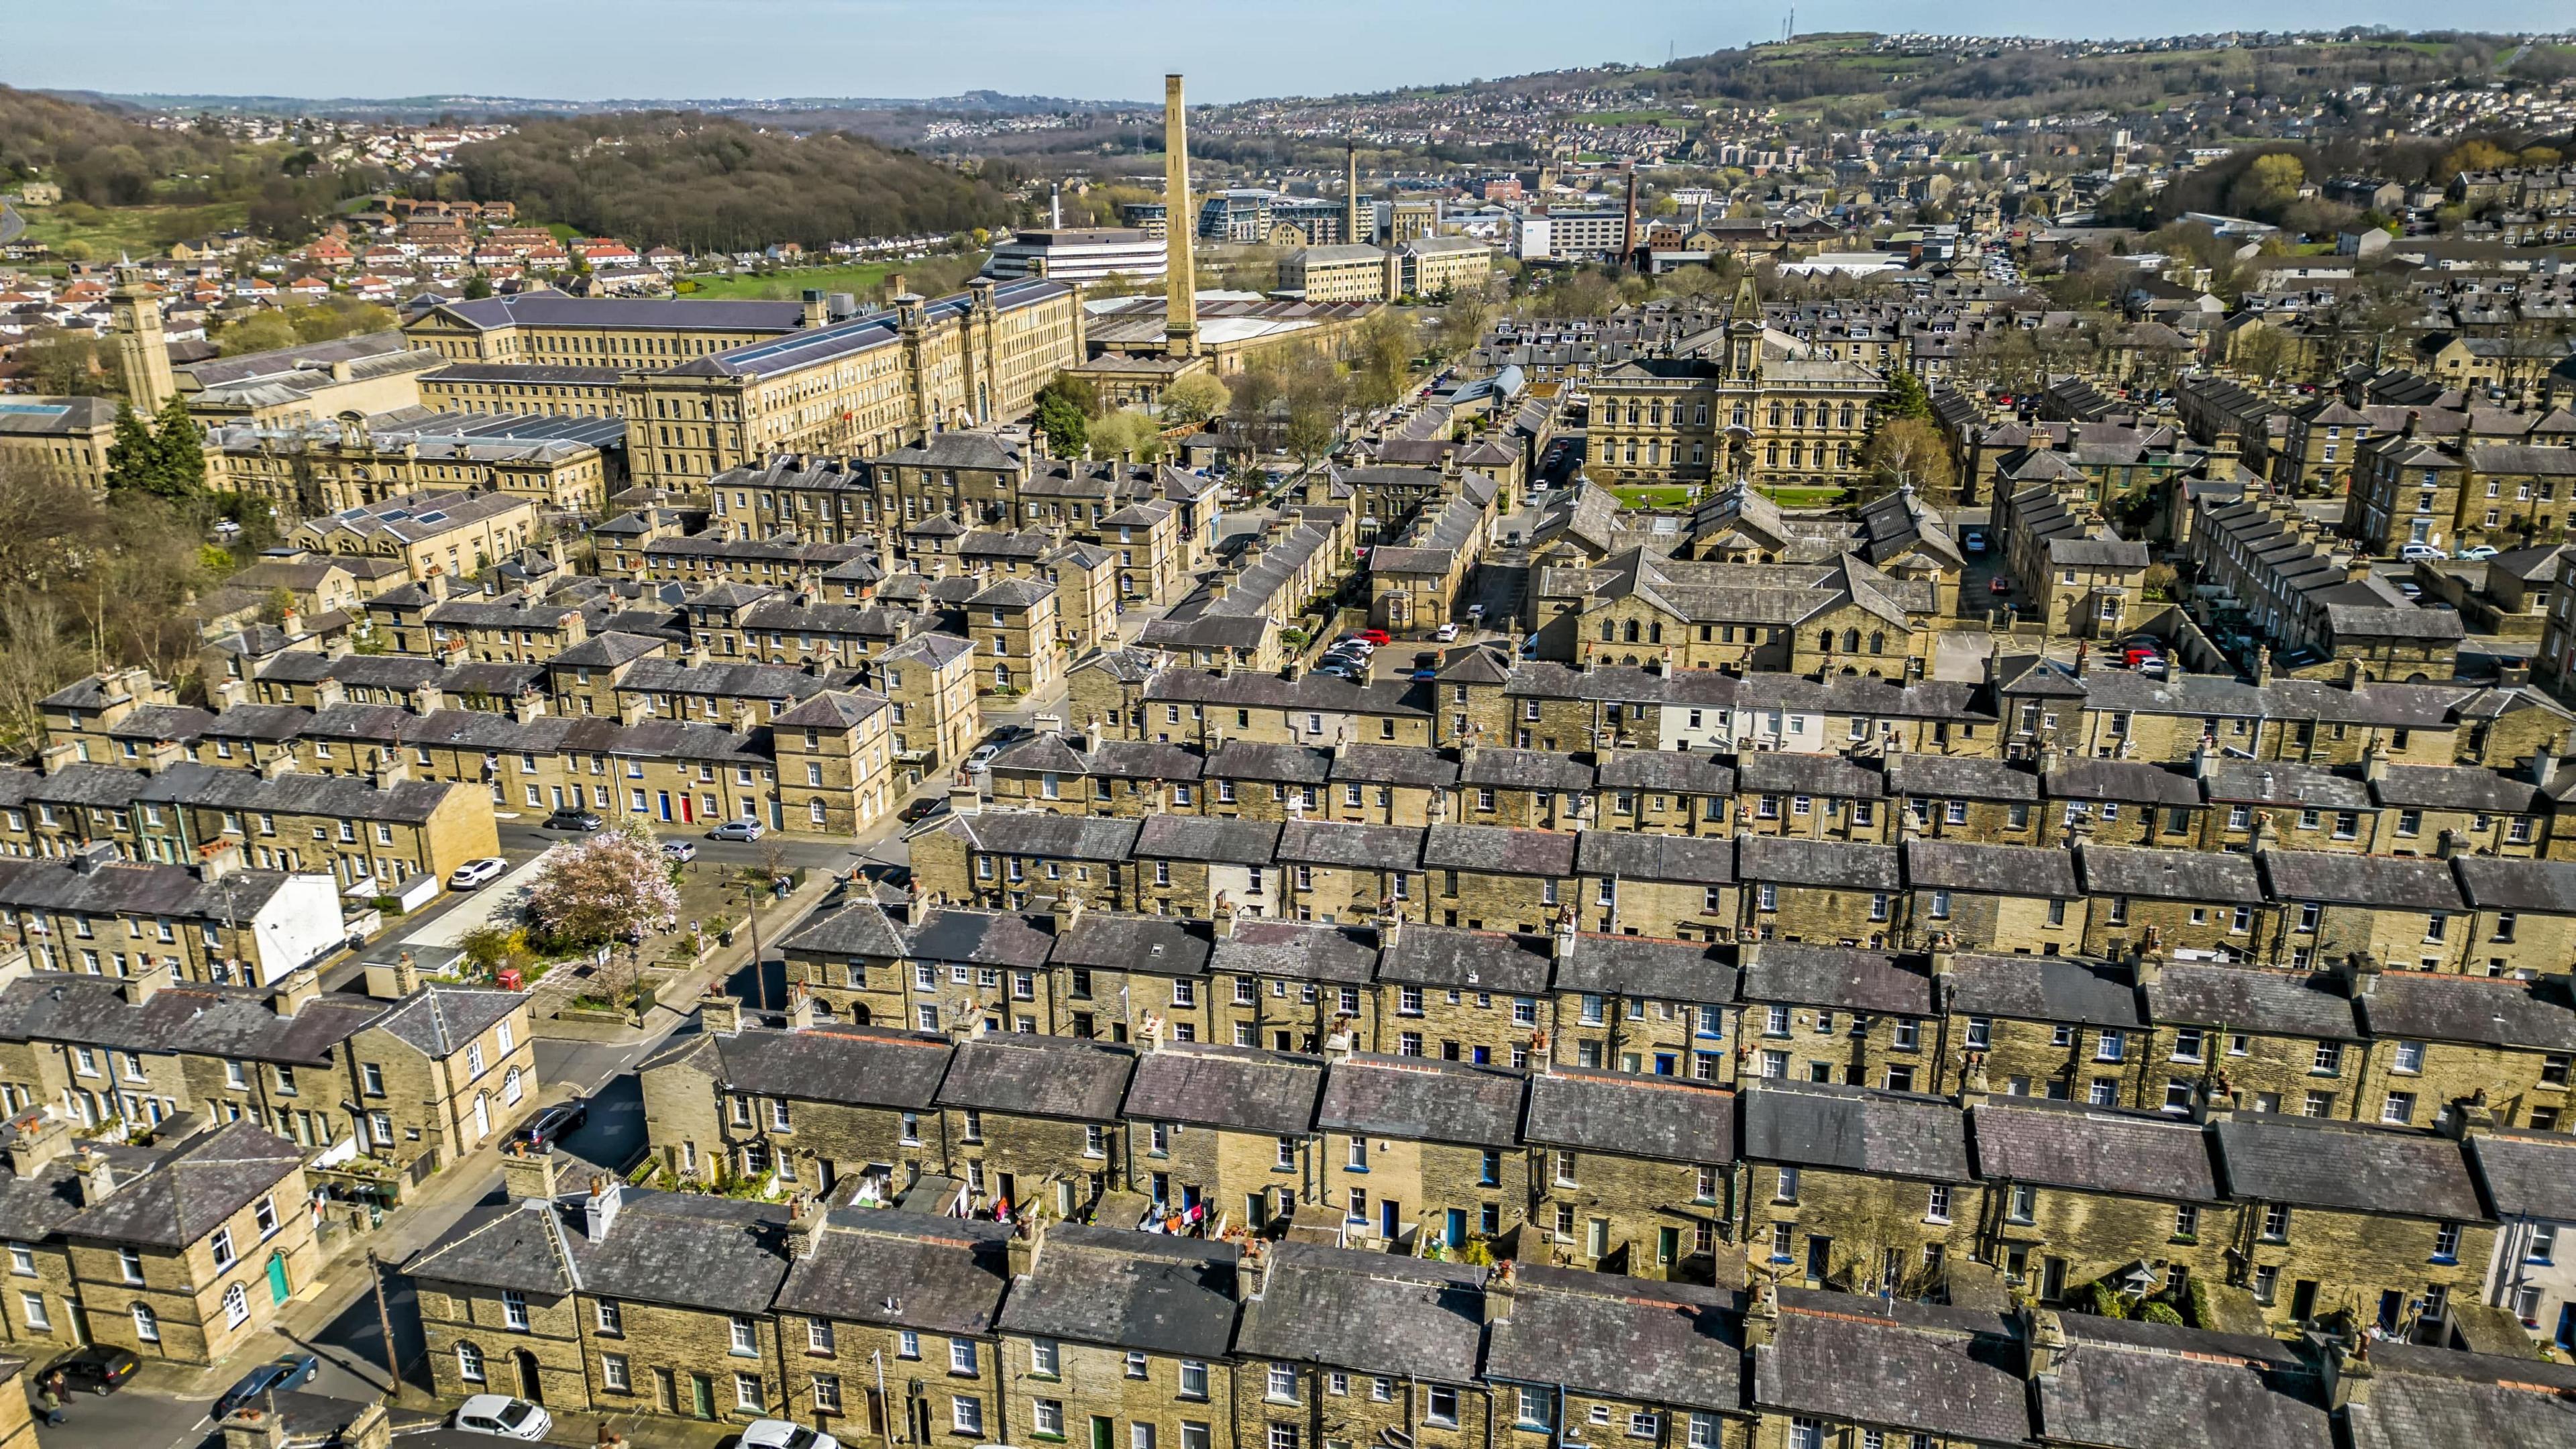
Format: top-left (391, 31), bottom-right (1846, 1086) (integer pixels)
top-left (1987, 577), bottom-right (2013, 595)
top-left (1354, 629), bottom-right (1392, 645)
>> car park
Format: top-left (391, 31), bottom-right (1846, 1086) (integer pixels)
top-left (710, 819), bottom-right (765, 842)
top-left (42, 1346), bottom-right (139, 1396)
top-left (543, 809), bottom-right (602, 833)
top-left (451, 1396), bottom-right (552, 1440)
top-left (447, 857), bottom-right (508, 891)
top-left (661, 841), bottom-right (696, 863)
top-left (215, 1355), bottom-right (320, 1418)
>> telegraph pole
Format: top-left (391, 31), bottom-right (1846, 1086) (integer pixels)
top-left (368, 1250), bottom-right (401, 1396)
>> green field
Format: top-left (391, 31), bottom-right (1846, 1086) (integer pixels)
top-left (678, 262), bottom-right (894, 301)
top-left (1612, 486), bottom-right (1696, 509)
top-left (16, 200), bottom-right (248, 263)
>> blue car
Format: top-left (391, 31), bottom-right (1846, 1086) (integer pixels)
top-left (215, 1353), bottom-right (320, 1417)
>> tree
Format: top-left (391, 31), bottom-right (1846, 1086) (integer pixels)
top-left (1860, 416), bottom-right (1956, 502)
top-left (1089, 410), bottom-right (1166, 464)
top-left (1426, 296), bottom-right (1497, 367)
top-left (1883, 369), bottom-right (1933, 422)
top-left (1034, 392), bottom-right (1089, 459)
top-left (2437, 139), bottom-right (2516, 180)
top-left (523, 820), bottom-right (684, 950)
top-left (1348, 310), bottom-right (1417, 412)
top-left (462, 274), bottom-right (494, 300)
top-left (1159, 371), bottom-right (1231, 426)
top-left (2225, 152), bottom-right (2306, 220)
top-left (150, 393), bottom-right (205, 500)
top-left (103, 402), bottom-right (162, 497)
top-left (16, 328), bottom-right (119, 397)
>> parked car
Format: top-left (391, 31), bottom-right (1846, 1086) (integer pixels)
top-left (1987, 577), bottom-right (2013, 594)
top-left (1962, 529), bottom-right (1988, 552)
top-left (2399, 541), bottom-right (2446, 562)
top-left (963, 744), bottom-right (1002, 772)
top-left (1464, 604), bottom-right (1487, 622)
top-left (2459, 545), bottom-right (2500, 561)
top-left (42, 1346), bottom-right (138, 1396)
top-left (898, 798), bottom-right (945, 824)
top-left (2120, 637), bottom-right (2165, 669)
top-left (1334, 635), bottom-right (1379, 653)
top-left (1433, 622), bottom-right (1461, 641)
top-left (451, 1395), bottom-right (553, 1441)
top-left (543, 809), bottom-right (603, 833)
top-left (215, 1354), bottom-right (320, 1418)
top-left (739, 1421), bottom-right (841, 1449)
top-left (521, 1099), bottom-right (588, 1149)
top-left (1353, 629), bottom-right (1392, 646)
top-left (2397, 580), bottom-right (2422, 600)
top-left (1317, 663), bottom-right (1361, 680)
top-left (447, 857), bottom-right (508, 891)
top-left (661, 841), bottom-right (697, 863)
top-left (710, 819), bottom-right (765, 842)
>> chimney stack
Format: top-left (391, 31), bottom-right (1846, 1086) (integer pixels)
top-left (1344, 140), bottom-right (1363, 246)
top-left (501, 1140), bottom-right (561, 1204)
top-left (700, 990), bottom-right (744, 1035)
top-left (70, 1146), bottom-right (115, 1205)
top-left (1162, 75), bottom-right (1199, 359)
top-left (584, 1173), bottom-right (623, 1241)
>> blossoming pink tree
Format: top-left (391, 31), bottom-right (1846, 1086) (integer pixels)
top-left (523, 820), bottom-right (682, 950)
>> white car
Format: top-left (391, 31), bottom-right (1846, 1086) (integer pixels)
top-left (963, 744), bottom-right (1002, 772)
top-left (1433, 623), bottom-right (1461, 641)
top-left (446, 857), bottom-right (508, 892)
top-left (452, 1395), bottom-right (552, 1440)
top-left (1464, 603), bottom-right (1487, 621)
top-left (739, 1421), bottom-right (841, 1449)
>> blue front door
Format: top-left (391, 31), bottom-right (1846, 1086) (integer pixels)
top-left (1379, 1199), bottom-right (1399, 1240)
top-left (1444, 1209), bottom-right (1466, 1249)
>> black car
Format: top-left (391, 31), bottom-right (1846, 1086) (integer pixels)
top-left (42, 1346), bottom-right (140, 1396)
top-left (214, 1354), bottom-right (319, 1417)
top-left (521, 1099), bottom-right (588, 1148)
top-left (543, 809), bottom-right (604, 832)
top-left (898, 798), bottom-right (945, 825)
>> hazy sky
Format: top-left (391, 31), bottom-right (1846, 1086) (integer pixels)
top-left (8, 1), bottom-right (2571, 104)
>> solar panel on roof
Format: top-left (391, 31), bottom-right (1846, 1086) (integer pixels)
top-left (414, 511), bottom-right (449, 524)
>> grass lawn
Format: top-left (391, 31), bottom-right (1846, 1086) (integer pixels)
top-left (1613, 486), bottom-right (1697, 509)
top-left (679, 262), bottom-right (893, 302)
top-left (18, 201), bottom-right (247, 262)
top-left (1764, 486), bottom-right (1851, 508)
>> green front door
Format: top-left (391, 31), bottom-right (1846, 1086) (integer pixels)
top-left (690, 1374), bottom-right (716, 1419)
top-left (1091, 1417), bottom-right (1114, 1449)
top-left (266, 1252), bottom-right (290, 1305)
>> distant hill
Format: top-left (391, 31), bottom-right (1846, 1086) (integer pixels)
top-left (0, 84), bottom-right (237, 205)
top-left (449, 112), bottom-right (1015, 252)
top-left (90, 90), bottom-right (1148, 121)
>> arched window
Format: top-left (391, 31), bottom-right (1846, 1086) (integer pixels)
top-left (131, 1303), bottom-right (160, 1342)
top-left (503, 1066), bottom-right (524, 1106)
top-left (458, 1342), bottom-right (485, 1383)
top-left (1869, 632), bottom-right (1886, 655)
top-left (1623, 621), bottom-right (1642, 644)
top-left (1842, 629), bottom-right (1861, 654)
top-left (1819, 631), bottom-right (1835, 655)
top-left (1600, 620), bottom-right (1616, 643)
top-left (1649, 623), bottom-right (1664, 645)
top-left (223, 1281), bottom-right (249, 1328)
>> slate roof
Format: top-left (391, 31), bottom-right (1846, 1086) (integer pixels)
top-left (1970, 1099), bottom-right (2218, 1201)
top-left (1741, 1081), bottom-right (1971, 1182)
top-left (939, 812), bottom-right (1140, 861)
top-left (1329, 743), bottom-right (1461, 789)
top-left (700, 1024), bottom-right (953, 1109)
top-left (1277, 820), bottom-right (1425, 869)
top-left (369, 986), bottom-right (526, 1059)
top-left (1575, 829), bottom-right (1736, 884)
top-left (1120, 1043), bottom-right (1324, 1136)
top-left (60, 1120), bottom-right (303, 1248)
top-left (2345, 1344), bottom-right (2576, 1449)
top-left (0, 1130), bottom-right (168, 1243)
top-left (0, 975), bottom-right (386, 1066)
top-left (1882, 753), bottom-right (2040, 801)
top-left (1316, 1053), bottom-right (1526, 1147)
top-left (1379, 924), bottom-right (1551, 994)
top-left (2212, 1116), bottom-right (2484, 1220)
top-left (936, 1033), bottom-right (1135, 1121)
top-left (2463, 1132), bottom-right (2576, 1222)
top-left (1134, 814), bottom-right (1281, 867)
top-left (1484, 1265), bottom-right (1741, 1409)
top-left (1755, 1293), bottom-right (2031, 1442)
top-left (1421, 824), bottom-right (1578, 877)
top-left (995, 1224), bottom-right (1239, 1354)
top-left (771, 1210), bottom-right (1012, 1335)
top-left (1903, 841), bottom-right (2078, 898)
top-left (1945, 953), bottom-right (2144, 1028)
top-left (1737, 835), bottom-right (1900, 891)
top-left (2356, 972), bottom-right (2576, 1051)
top-left (1210, 919), bottom-right (1380, 985)
top-left (2078, 845), bottom-right (2264, 903)
top-left (1550, 933), bottom-right (1737, 1003)
top-left (779, 901), bottom-right (908, 959)
top-left (1236, 1240), bottom-right (1487, 1383)
top-left (1741, 944), bottom-right (1933, 1016)
top-left (2145, 965), bottom-right (2360, 1039)
top-left (1522, 1071), bottom-right (1735, 1165)
top-left (907, 909), bottom-right (1057, 970)
top-left (2259, 850), bottom-right (2463, 911)
top-left (1054, 912), bottom-right (1213, 977)
top-left (2038, 1315), bottom-right (2332, 1449)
